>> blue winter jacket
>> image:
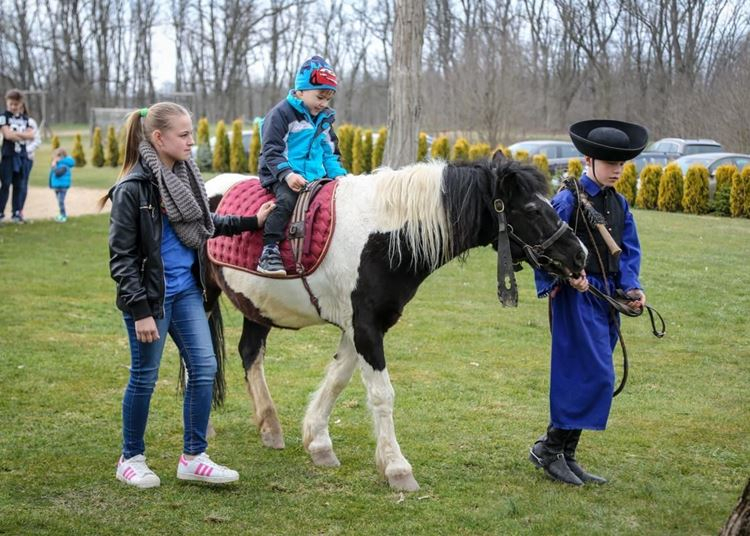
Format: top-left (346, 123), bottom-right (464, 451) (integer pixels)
top-left (49, 156), bottom-right (75, 189)
top-left (258, 91), bottom-right (347, 187)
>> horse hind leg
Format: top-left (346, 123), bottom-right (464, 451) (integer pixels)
top-left (240, 318), bottom-right (284, 449)
top-left (303, 332), bottom-right (359, 467)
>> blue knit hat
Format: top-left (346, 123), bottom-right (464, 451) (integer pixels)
top-left (294, 56), bottom-right (337, 92)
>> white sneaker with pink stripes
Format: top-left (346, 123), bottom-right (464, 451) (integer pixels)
top-left (176, 452), bottom-right (239, 484)
top-left (116, 454), bottom-right (160, 489)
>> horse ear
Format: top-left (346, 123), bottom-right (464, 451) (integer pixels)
top-left (491, 149), bottom-right (508, 167)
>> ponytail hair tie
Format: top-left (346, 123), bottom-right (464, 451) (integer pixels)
top-left (139, 108), bottom-right (149, 118)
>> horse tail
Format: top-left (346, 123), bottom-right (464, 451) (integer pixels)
top-left (177, 258), bottom-right (228, 408)
top-left (207, 296), bottom-right (227, 408)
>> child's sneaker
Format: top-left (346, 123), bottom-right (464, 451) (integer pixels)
top-left (176, 452), bottom-right (239, 484)
top-left (55, 214), bottom-right (67, 223)
top-left (257, 244), bottom-right (286, 275)
top-left (116, 454), bottom-right (160, 488)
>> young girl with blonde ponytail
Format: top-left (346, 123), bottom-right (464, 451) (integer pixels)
top-left (105, 103), bottom-right (274, 488)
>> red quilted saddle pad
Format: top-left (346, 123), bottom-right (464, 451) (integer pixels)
top-left (207, 178), bottom-right (337, 278)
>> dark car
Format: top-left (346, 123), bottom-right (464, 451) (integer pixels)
top-left (507, 140), bottom-right (583, 176)
top-left (648, 138), bottom-right (723, 160)
top-left (631, 151), bottom-right (670, 173)
top-left (673, 152), bottom-right (750, 196)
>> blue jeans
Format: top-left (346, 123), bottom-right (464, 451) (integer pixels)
top-left (0, 156), bottom-right (27, 217)
top-left (55, 189), bottom-right (68, 217)
top-left (122, 286), bottom-right (217, 458)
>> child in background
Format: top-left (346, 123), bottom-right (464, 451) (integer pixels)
top-left (49, 148), bottom-right (75, 222)
top-left (0, 89), bottom-right (35, 223)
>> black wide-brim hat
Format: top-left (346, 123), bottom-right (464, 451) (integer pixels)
top-left (569, 119), bottom-right (649, 161)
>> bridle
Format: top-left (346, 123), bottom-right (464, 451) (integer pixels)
top-left (493, 197), bottom-right (572, 307)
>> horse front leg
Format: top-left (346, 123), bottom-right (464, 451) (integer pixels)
top-left (355, 327), bottom-right (419, 492)
top-left (240, 318), bottom-right (284, 449)
top-left (303, 332), bottom-right (359, 467)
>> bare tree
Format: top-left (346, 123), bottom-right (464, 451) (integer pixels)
top-left (383, 0), bottom-right (426, 167)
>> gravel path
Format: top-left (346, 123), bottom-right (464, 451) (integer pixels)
top-left (16, 186), bottom-right (110, 221)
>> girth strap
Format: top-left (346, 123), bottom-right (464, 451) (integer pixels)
top-left (287, 179), bottom-right (332, 317)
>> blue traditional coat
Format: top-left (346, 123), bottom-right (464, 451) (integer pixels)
top-left (534, 174), bottom-right (642, 430)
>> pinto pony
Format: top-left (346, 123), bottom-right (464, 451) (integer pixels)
top-left (203, 157), bottom-right (586, 491)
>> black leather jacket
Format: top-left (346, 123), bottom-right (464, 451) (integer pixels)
top-left (108, 160), bottom-right (257, 320)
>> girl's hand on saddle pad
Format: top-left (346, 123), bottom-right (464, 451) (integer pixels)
top-left (286, 173), bottom-right (307, 192)
top-left (256, 201), bottom-right (276, 225)
top-left (135, 316), bottom-right (160, 344)
top-left (568, 270), bottom-right (589, 293)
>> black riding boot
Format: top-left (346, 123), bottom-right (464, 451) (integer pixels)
top-left (528, 425), bottom-right (583, 486)
top-left (563, 429), bottom-right (608, 484)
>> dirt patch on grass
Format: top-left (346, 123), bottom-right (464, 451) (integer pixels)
top-left (17, 186), bottom-right (110, 221)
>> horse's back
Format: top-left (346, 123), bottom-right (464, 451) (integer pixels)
top-left (206, 173), bottom-right (256, 200)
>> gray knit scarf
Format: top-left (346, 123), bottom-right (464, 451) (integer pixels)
top-left (138, 141), bottom-right (215, 249)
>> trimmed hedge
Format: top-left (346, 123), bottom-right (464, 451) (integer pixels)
top-left (514, 149), bottom-right (530, 163)
top-left (372, 127), bottom-right (387, 169)
top-left (106, 126), bottom-right (119, 167)
top-left (469, 143), bottom-right (491, 160)
top-left (417, 132), bottom-right (428, 162)
top-left (248, 122), bottom-right (261, 174)
top-left (636, 164), bottom-right (662, 209)
top-left (682, 164), bottom-right (710, 214)
top-left (195, 118), bottom-right (211, 172)
top-left (72, 133), bottom-right (87, 167)
top-left (229, 119), bottom-right (246, 173)
top-left (431, 135), bottom-right (450, 160)
top-left (711, 165), bottom-right (736, 216)
top-left (567, 158), bottom-right (583, 179)
top-left (351, 128), bottom-right (364, 175)
top-left (730, 166), bottom-right (750, 217)
top-left (615, 162), bottom-right (637, 206)
top-left (91, 127), bottom-right (105, 167)
top-left (452, 138), bottom-right (470, 160)
top-left (532, 154), bottom-right (550, 177)
top-left (337, 124), bottom-right (354, 171)
top-left (212, 121), bottom-right (229, 173)
top-left (362, 129), bottom-right (373, 174)
top-left (657, 163), bottom-right (683, 212)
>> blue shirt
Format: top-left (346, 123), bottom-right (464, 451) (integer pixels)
top-left (161, 214), bottom-right (197, 296)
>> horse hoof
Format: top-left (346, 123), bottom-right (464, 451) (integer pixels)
top-left (387, 472), bottom-right (420, 492)
top-left (261, 431), bottom-right (285, 449)
top-left (310, 449), bottom-right (340, 467)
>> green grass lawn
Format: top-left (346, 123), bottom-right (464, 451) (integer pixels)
top-left (0, 210), bottom-right (748, 535)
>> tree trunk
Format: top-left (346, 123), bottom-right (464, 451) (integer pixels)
top-left (720, 478), bottom-right (750, 536)
top-left (383, 0), bottom-right (425, 169)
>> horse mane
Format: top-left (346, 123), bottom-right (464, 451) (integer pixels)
top-left (442, 158), bottom-right (550, 256)
top-left (371, 158), bottom-right (549, 270)
top-left (372, 162), bottom-right (453, 271)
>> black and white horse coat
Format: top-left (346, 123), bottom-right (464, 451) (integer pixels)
top-left (204, 159), bottom-right (586, 491)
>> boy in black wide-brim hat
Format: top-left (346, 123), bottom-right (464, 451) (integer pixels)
top-left (529, 119), bottom-right (649, 485)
